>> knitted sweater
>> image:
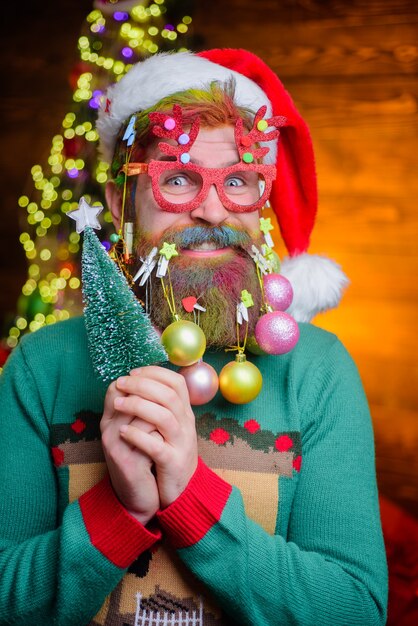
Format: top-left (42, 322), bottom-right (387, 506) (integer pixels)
top-left (0, 317), bottom-right (387, 626)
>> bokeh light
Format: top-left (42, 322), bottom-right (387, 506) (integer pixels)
top-left (7, 0), bottom-right (192, 351)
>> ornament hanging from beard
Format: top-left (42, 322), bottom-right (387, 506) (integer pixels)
top-left (133, 223), bottom-right (264, 349)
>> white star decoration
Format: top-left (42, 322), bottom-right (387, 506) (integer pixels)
top-left (68, 197), bottom-right (103, 234)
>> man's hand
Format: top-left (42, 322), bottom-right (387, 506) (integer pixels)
top-left (114, 366), bottom-right (198, 509)
top-left (100, 380), bottom-right (161, 525)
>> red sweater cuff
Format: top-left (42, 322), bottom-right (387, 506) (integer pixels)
top-left (157, 457), bottom-right (232, 549)
top-left (79, 475), bottom-right (161, 568)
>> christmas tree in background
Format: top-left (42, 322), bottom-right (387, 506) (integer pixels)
top-left (0, 0), bottom-right (194, 372)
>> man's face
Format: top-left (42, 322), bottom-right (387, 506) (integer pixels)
top-left (134, 125), bottom-right (261, 245)
top-left (109, 124), bottom-right (265, 347)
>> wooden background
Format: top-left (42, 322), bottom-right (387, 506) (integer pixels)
top-left (1, 1), bottom-right (417, 518)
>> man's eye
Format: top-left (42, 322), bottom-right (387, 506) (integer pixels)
top-left (225, 177), bottom-right (245, 187)
top-left (166, 175), bottom-right (189, 186)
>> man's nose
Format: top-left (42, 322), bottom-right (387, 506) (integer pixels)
top-left (190, 184), bottom-right (229, 225)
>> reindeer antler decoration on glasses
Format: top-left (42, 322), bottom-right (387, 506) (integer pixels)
top-left (121, 104), bottom-right (286, 214)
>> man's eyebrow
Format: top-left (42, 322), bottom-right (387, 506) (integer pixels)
top-left (154, 155), bottom-right (177, 162)
top-left (154, 155), bottom-right (240, 167)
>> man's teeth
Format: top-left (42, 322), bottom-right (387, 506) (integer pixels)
top-left (188, 242), bottom-right (224, 251)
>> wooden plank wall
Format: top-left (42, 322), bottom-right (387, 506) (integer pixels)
top-left (192, 0), bottom-right (418, 516)
top-left (0, 1), bottom-right (417, 517)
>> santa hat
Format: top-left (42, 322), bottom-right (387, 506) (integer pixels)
top-left (97, 49), bottom-right (348, 322)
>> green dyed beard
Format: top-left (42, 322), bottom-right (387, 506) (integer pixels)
top-left (133, 226), bottom-right (264, 349)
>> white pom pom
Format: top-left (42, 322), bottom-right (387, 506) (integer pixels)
top-left (281, 254), bottom-right (349, 323)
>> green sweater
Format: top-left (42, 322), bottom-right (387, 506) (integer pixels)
top-left (0, 317), bottom-right (387, 625)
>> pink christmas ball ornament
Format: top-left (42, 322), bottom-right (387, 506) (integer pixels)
top-left (263, 273), bottom-right (293, 311)
top-left (179, 360), bottom-right (219, 405)
top-left (255, 311), bottom-right (300, 355)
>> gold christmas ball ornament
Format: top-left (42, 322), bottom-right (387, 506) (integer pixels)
top-left (219, 353), bottom-right (263, 404)
top-left (161, 320), bottom-right (206, 367)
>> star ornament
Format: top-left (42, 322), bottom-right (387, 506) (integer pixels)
top-left (259, 217), bottom-right (273, 235)
top-left (68, 197), bottom-right (103, 234)
top-left (241, 290), bottom-right (254, 308)
top-left (159, 242), bottom-right (178, 260)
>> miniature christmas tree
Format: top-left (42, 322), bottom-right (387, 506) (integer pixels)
top-left (82, 224), bottom-right (167, 382)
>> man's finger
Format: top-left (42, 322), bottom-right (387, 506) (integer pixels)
top-left (119, 424), bottom-right (166, 463)
top-left (113, 395), bottom-right (179, 441)
top-left (115, 374), bottom-right (189, 422)
top-left (129, 366), bottom-right (191, 407)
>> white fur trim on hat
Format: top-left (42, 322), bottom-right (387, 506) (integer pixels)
top-left (281, 254), bottom-right (349, 323)
top-left (96, 51), bottom-right (274, 164)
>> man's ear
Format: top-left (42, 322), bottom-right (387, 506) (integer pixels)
top-left (105, 181), bottom-right (122, 231)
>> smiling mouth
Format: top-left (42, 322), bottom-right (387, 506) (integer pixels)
top-left (181, 242), bottom-right (232, 257)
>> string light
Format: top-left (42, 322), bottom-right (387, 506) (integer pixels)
top-left (4, 0), bottom-right (192, 354)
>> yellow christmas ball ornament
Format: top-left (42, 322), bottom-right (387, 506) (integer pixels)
top-left (161, 320), bottom-right (206, 367)
top-left (219, 353), bottom-right (263, 404)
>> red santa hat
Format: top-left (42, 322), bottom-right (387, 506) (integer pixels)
top-left (97, 49), bottom-right (348, 322)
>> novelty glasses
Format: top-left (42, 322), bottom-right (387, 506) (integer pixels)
top-left (123, 160), bottom-right (277, 213)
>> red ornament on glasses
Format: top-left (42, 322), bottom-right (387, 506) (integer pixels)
top-left (121, 105), bottom-right (287, 214)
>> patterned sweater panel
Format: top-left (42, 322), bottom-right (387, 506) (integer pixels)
top-left (0, 317), bottom-right (387, 626)
top-left (47, 331), bottom-right (304, 625)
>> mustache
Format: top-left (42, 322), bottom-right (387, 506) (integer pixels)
top-left (151, 225), bottom-right (254, 251)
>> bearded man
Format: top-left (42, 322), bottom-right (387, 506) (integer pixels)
top-left (0, 50), bottom-right (387, 626)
